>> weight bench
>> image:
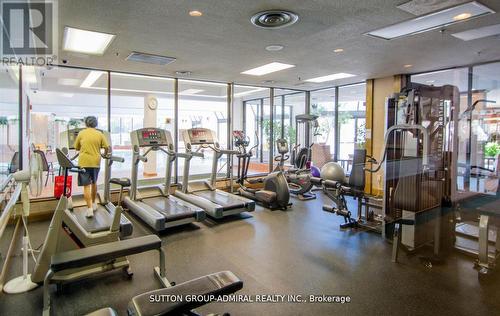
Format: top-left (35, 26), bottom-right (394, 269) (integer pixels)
top-left (43, 235), bottom-right (168, 316)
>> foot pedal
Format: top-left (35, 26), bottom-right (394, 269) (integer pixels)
top-left (322, 205), bottom-right (336, 213)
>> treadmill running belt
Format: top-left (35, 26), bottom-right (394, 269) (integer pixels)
top-left (193, 190), bottom-right (245, 208)
top-left (71, 206), bottom-right (112, 234)
top-left (143, 197), bottom-right (198, 221)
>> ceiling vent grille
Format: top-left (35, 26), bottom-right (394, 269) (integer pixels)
top-left (251, 10), bottom-right (299, 29)
top-left (126, 52), bottom-right (176, 65)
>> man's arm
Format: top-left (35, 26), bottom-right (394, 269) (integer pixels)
top-left (101, 134), bottom-right (111, 156)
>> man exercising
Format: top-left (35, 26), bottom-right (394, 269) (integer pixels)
top-left (74, 116), bottom-right (110, 217)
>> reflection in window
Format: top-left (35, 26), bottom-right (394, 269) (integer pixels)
top-left (0, 65), bottom-right (19, 182)
top-left (177, 80), bottom-right (228, 180)
top-left (310, 88), bottom-right (335, 168)
top-left (338, 83), bottom-right (366, 161)
top-left (26, 67), bottom-right (108, 197)
top-left (110, 72), bottom-right (175, 186)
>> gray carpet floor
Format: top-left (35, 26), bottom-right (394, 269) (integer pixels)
top-left (1, 193), bottom-right (499, 315)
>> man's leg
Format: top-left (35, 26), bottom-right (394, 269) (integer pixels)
top-left (83, 184), bottom-right (92, 208)
top-left (91, 183), bottom-right (98, 206)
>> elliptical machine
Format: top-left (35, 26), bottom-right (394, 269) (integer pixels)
top-left (275, 114), bottom-right (320, 200)
top-left (233, 130), bottom-right (291, 210)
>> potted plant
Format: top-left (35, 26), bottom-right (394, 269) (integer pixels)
top-left (484, 142), bottom-right (500, 158)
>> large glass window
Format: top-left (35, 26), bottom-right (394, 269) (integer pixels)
top-left (177, 80), bottom-right (228, 180)
top-left (310, 88), bottom-right (335, 168)
top-left (411, 68), bottom-right (470, 194)
top-left (469, 63), bottom-right (500, 194)
top-left (26, 66), bottom-right (108, 197)
top-left (237, 86), bottom-right (270, 175)
top-left (0, 65), bottom-right (20, 183)
top-left (110, 72), bottom-right (175, 186)
top-left (338, 83), bottom-right (367, 164)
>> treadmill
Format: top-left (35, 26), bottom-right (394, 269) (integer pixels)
top-left (173, 128), bottom-right (255, 219)
top-left (60, 128), bottom-right (133, 240)
top-left (123, 128), bottom-right (205, 231)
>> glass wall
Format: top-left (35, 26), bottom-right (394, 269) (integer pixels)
top-left (0, 65), bottom-right (20, 183)
top-left (241, 88), bottom-right (306, 174)
top-left (470, 63), bottom-right (500, 194)
top-left (177, 80), bottom-right (228, 180)
top-left (310, 88), bottom-right (335, 168)
top-left (26, 66), bottom-right (109, 197)
top-left (110, 72), bottom-right (175, 186)
top-left (338, 83), bottom-right (367, 162)
top-left (237, 86), bottom-right (270, 175)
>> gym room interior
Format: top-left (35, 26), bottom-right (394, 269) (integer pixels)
top-left (0, 1), bottom-right (499, 315)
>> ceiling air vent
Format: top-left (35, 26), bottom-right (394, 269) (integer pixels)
top-left (126, 52), bottom-right (176, 65)
top-left (251, 10), bottom-right (299, 29)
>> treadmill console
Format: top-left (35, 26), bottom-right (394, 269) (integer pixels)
top-left (131, 128), bottom-right (173, 149)
top-left (60, 128), bottom-right (110, 150)
top-left (182, 128), bottom-right (217, 145)
top-left (276, 138), bottom-right (289, 154)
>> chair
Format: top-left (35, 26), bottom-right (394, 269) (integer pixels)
top-left (34, 149), bottom-right (55, 186)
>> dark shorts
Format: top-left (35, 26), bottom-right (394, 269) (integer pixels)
top-left (78, 168), bottom-right (100, 186)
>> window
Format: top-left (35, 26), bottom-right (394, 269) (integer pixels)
top-left (26, 66), bottom-right (109, 197)
top-left (338, 83), bottom-right (366, 162)
top-left (237, 86), bottom-right (270, 175)
top-left (0, 65), bottom-right (19, 182)
top-left (177, 80), bottom-right (228, 180)
top-left (110, 72), bottom-right (175, 186)
top-left (310, 88), bottom-right (335, 168)
top-left (411, 68), bottom-right (470, 193)
top-left (469, 63), bottom-right (500, 194)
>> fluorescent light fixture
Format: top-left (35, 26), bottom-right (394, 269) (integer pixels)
top-left (58, 78), bottom-right (81, 86)
top-left (241, 62), bottom-right (295, 76)
top-left (80, 71), bottom-right (105, 88)
top-left (366, 1), bottom-right (494, 40)
top-left (305, 73), bottom-right (356, 83)
top-left (63, 27), bottom-right (116, 55)
top-left (112, 72), bottom-right (174, 81)
top-left (333, 48), bottom-right (344, 53)
top-left (178, 79), bottom-right (227, 87)
top-left (180, 89), bottom-right (204, 95)
top-left (452, 23), bottom-right (500, 41)
top-left (23, 66), bottom-right (37, 84)
top-left (234, 87), bottom-right (267, 97)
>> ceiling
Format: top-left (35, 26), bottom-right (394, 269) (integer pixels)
top-left (30, 1), bottom-right (500, 90)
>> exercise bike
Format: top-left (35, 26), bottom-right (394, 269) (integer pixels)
top-left (233, 130), bottom-right (291, 210)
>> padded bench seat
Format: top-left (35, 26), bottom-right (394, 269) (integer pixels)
top-left (128, 271), bottom-right (243, 316)
top-left (50, 235), bottom-right (162, 273)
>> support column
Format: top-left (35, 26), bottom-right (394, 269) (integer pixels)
top-left (143, 95), bottom-right (158, 177)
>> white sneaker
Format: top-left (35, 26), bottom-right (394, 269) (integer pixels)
top-left (92, 202), bottom-right (98, 211)
top-left (86, 208), bottom-right (94, 218)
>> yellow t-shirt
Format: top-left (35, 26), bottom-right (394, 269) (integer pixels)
top-left (74, 128), bottom-right (109, 168)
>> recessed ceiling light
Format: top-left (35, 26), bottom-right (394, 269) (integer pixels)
top-left (265, 45), bottom-right (284, 52)
top-left (262, 80), bottom-right (276, 84)
top-left (404, 64), bottom-right (413, 68)
top-left (365, 1), bottom-right (494, 40)
top-left (189, 10), bottom-right (203, 17)
top-left (426, 80), bottom-right (435, 84)
top-left (305, 73), bottom-right (356, 83)
top-left (452, 23), bottom-right (500, 41)
top-left (63, 27), bottom-right (115, 55)
top-left (241, 62), bottom-right (295, 76)
top-left (453, 12), bottom-right (472, 21)
top-left (333, 48), bottom-right (344, 53)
